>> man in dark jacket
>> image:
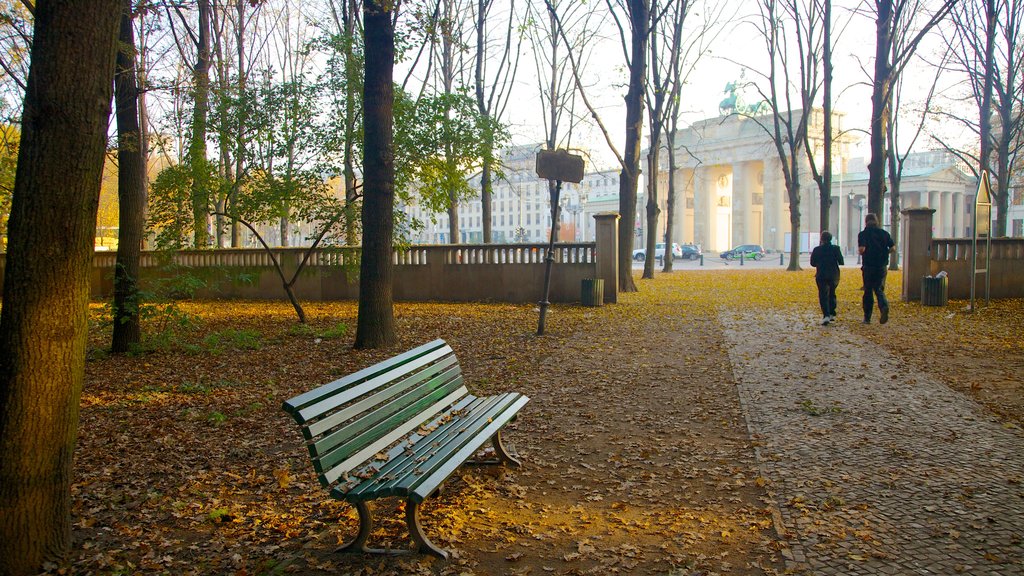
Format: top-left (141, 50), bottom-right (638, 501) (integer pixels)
top-left (810, 231), bottom-right (844, 325)
top-left (857, 213), bottom-right (895, 324)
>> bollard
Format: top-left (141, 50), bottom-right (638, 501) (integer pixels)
top-left (740, 253), bottom-right (744, 266)
top-left (780, 252), bottom-right (784, 265)
top-left (700, 254), bottom-right (704, 266)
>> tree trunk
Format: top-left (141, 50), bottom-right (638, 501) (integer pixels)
top-left (190, 0), bottom-right (212, 248)
top-left (867, 0), bottom-right (893, 217)
top-left (821, 0), bottom-right (833, 232)
top-left (475, 0), bottom-right (493, 243)
top-left (643, 136), bottom-right (660, 279)
top-left (232, 0), bottom-right (246, 247)
top-left (0, 0), bottom-right (120, 572)
top-left (355, 0), bottom-right (398, 349)
top-left (663, 141), bottom-right (677, 274)
top-left (112, 0), bottom-right (147, 354)
top-left (788, 182), bottom-right (802, 272)
top-left (618, 0), bottom-right (648, 293)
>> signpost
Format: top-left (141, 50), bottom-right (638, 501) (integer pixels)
top-left (535, 149), bottom-right (584, 335)
top-left (971, 171), bottom-right (993, 311)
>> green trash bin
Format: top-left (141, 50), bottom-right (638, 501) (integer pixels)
top-left (921, 275), bottom-right (948, 306)
top-left (581, 278), bottom-right (604, 307)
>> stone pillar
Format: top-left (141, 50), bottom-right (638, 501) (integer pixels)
top-left (953, 192), bottom-right (965, 237)
top-left (901, 208), bottom-right (935, 302)
top-left (940, 192), bottom-right (953, 238)
top-left (694, 166), bottom-right (713, 249)
top-left (732, 161), bottom-right (754, 245)
top-left (761, 156), bottom-right (786, 251)
top-left (594, 212), bottom-right (620, 304)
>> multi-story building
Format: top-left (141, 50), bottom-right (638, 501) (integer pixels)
top-left (401, 144), bottom-right (599, 244)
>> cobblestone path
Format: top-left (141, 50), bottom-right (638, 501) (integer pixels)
top-left (722, 309), bottom-right (1024, 575)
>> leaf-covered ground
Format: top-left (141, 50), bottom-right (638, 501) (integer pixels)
top-left (62, 268), bottom-right (1023, 575)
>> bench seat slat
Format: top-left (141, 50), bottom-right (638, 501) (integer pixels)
top-left (283, 339), bottom-right (447, 418)
top-left (340, 394), bottom-right (502, 500)
top-left (329, 391), bottom-right (485, 496)
top-left (318, 386), bottom-right (469, 487)
top-left (310, 364), bottom-right (464, 462)
top-left (304, 355), bottom-right (460, 440)
top-left (315, 377), bottom-right (468, 479)
top-left (406, 393), bottom-right (528, 502)
top-left (343, 392), bottom-right (527, 503)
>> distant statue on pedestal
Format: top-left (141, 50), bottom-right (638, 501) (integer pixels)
top-left (718, 70), bottom-right (769, 116)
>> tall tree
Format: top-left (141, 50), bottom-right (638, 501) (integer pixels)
top-left (748, 0), bottom-right (820, 271)
top-left (886, 59), bottom-right (941, 268)
top-left (112, 0), bottom-right (148, 354)
top-left (942, 0), bottom-right (1024, 237)
top-left (641, 0), bottom-right (673, 280)
top-left (0, 0), bottom-right (120, 572)
top-left (618, 0), bottom-right (649, 292)
top-left (544, 0), bottom-right (649, 292)
top-left (474, 0), bottom-right (521, 243)
top-left (864, 0), bottom-right (956, 217)
top-left (661, 0), bottom-right (725, 273)
top-left (355, 0), bottom-right (399, 349)
top-left (191, 0), bottom-right (212, 247)
top-left (325, 0), bottom-right (364, 245)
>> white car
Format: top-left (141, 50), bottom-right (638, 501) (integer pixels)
top-left (632, 242), bottom-right (683, 261)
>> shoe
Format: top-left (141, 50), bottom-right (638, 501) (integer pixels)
top-left (863, 318), bottom-right (870, 324)
top-left (829, 315), bottom-right (837, 322)
top-left (880, 307), bottom-right (889, 325)
top-left (821, 317), bottom-right (831, 325)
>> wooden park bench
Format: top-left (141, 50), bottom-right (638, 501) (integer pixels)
top-left (281, 339), bottom-right (529, 559)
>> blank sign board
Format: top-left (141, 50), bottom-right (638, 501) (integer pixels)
top-left (536, 149), bottom-right (584, 183)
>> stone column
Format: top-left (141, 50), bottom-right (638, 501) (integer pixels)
top-left (594, 212), bottom-right (619, 304)
top-left (694, 166), bottom-right (713, 249)
top-left (732, 161), bottom-right (754, 245)
top-left (940, 191), bottom-right (954, 238)
top-left (901, 208), bottom-right (936, 302)
top-left (761, 156), bottom-right (786, 251)
top-left (953, 192), bottom-right (965, 237)
top-left (670, 168), bottom-right (688, 244)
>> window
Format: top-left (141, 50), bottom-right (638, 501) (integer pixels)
top-left (1014, 219), bottom-right (1023, 237)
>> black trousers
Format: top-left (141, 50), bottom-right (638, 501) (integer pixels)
top-left (861, 265), bottom-right (889, 319)
top-left (816, 276), bottom-right (838, 317)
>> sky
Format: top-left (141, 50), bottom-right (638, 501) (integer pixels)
top-left (486, 1), bottom-right (962, 172)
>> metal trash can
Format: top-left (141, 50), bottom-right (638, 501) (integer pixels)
top-left (581, 278), bottom-right (604, 307)
top-left (921, 276), bottom-right (948, 306)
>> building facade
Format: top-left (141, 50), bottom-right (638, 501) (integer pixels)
top-left (646, 112), bottom-right (985, 254)
top-left (402, 144), bottom-right (598, 244)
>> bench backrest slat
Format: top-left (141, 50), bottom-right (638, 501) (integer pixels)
top-left (282, 339), bottom-right (471, 488)
top-left (305, 354), bottom-right (460, 439)
top-left (311, 365), bottom-right (464, 464)
top-left (289, 341), bottom-right (454, 425)
top-left (320, 386), bottom-right (469, 486)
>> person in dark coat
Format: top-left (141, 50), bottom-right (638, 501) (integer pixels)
top-left (857, 212), bottom-right (896, 324)
top-left (810, 231), bottom-right (844, 325)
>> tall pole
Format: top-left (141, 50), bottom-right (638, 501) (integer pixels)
top-left (537, 180), bottom-right (562, 335)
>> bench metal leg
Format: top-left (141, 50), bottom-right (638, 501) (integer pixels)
top-left (467, 430), bottom-right (522, 467)
top-left (492, 430), bottom-right (522, 467)
top-left (406, 499), bottom-right (449, 560)
top-left (335, 501), bottom-right (373, 554)
top-left (335, 499), bottom-right (450, 560)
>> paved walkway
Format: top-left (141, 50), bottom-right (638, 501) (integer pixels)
top-left (721, 309), bottom-right (1024, 575)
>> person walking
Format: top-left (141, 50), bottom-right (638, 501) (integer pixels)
top-left (810, 231), bottom-right (844, 325)
top-left (857, 213), bottom-right (895, 324)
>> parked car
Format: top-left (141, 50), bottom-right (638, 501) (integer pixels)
top-left (633, 242), bottom-right (683, 261)
top-left (720, 244), bottom-right (766, 260)
top-left (680, 244), bottom-right (702, 260)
